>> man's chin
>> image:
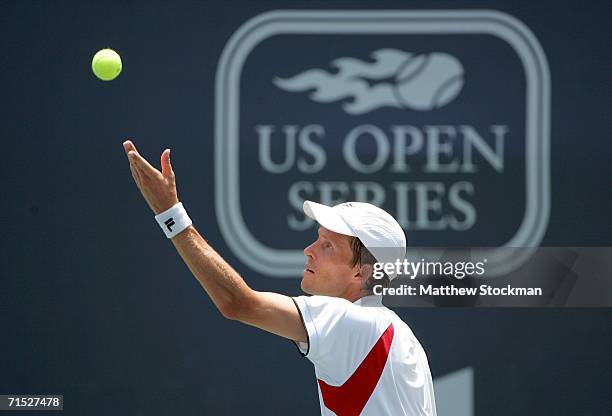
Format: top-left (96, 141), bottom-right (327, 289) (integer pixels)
top-left (300, 280), bottom-right (312, 295)
top-left (300, 275), bottom-right (317, 295)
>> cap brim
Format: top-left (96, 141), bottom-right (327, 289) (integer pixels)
top-left (303, 201), bottom-right (356, 237)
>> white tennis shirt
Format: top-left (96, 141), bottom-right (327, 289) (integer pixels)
top-left (293, 294), bottom-right (436, 416)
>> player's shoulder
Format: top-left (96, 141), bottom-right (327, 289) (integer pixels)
top-left (295, 294), bottom-right (353, 310)
top-left (296, 294), bottom-right (386, 310)
top-left (296, 295), bottom-right (391, 326)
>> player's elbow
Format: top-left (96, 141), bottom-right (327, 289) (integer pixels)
top-left (218, 293), bottom-right (254, 321)
top-left (218, 301), bottom-right (240, 320)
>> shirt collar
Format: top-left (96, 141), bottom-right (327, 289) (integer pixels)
top-left (353, 294), bottom-right (383, 307)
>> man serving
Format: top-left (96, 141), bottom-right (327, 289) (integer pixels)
top-left (122, 140), bottom-right (436, 416)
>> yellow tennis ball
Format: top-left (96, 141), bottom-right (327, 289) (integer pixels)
top-left (91, 48), bottom-right (122, 81)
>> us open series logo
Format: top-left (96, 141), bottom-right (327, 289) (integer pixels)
top-left (215, 10), bottom-right (550, 277)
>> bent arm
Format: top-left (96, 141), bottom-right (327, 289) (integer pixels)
top-left (170, 225), bottom-right (307, 342)
top-left (121, 140), bottom-right (306, 343)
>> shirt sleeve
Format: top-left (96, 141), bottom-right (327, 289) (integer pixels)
top-left (293, 295), bottom-right (382, 380)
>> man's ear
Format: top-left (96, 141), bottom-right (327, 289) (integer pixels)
top-left (355, 263), bottom-right (373, 283)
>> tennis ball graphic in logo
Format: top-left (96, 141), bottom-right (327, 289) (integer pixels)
top-left (393, 53), bottom-right (464, 110)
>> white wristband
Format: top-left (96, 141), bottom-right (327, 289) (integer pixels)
top-left (155, 202), bottom-right (192, 239)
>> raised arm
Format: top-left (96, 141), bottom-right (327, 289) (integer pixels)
top-left (122, 140), bottom-right (306, 343)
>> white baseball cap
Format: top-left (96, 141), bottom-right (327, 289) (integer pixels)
top-left (303, 201), bottom-right (407, 279)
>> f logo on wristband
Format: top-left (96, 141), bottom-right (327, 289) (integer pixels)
top-left (155, 202), bottom-right (192, 239)
top-left (164, 218), bottom-right (176, 231)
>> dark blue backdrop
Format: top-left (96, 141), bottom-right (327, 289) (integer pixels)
top-left (1, 1), bottom-right (610, 415)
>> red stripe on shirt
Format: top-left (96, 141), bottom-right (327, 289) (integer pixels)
top-left (317, 323), bottom-right (394, 416)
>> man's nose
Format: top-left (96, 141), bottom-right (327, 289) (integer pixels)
top-left (303, 242), bottom-right (316, 259)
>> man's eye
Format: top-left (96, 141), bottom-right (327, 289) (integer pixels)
top-left (324, 243), bottom-right (332, 249)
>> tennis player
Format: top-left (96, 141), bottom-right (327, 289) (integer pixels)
top-left (122, 140), bottom-right (436, 416)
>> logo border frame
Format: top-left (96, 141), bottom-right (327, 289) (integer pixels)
top-left (215, 9), bottom-right (551, 277)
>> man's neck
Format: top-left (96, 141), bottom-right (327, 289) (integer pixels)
top-left (344, 291), bottom-right (372, 303)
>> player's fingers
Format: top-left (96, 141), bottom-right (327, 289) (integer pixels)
top-left (123, 141), bottom-right (143, 185)
top-left (122, 140), bottom-right (161, 177)
top-left (160, 149), bottom-right (174, 178)
top-left (123, 140), bottom-right (138, 157)
top-left (128, 150), bottom-right (160, 177)
top-left (128, 161), bottom-right (142, 186)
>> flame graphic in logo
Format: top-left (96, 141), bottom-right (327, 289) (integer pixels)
top-left (274, 49), bottom-right (464, 114)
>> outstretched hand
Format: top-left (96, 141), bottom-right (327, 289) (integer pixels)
top-left (123, 140), bottom-right (179, 215)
